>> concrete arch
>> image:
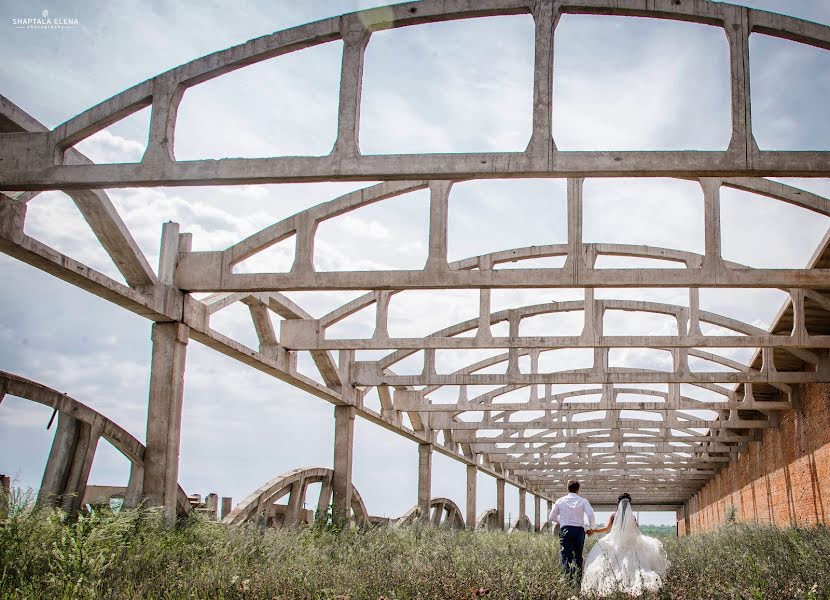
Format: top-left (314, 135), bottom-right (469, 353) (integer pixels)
top-left (509, 514), bottom-right (534, 532)
top-left (225, 181), bottom-right (428, 267)
top-left (224, 179), bottom-right (830, 278)
top-left (218, 176), bottom-right (829, 284)
top-left (371, 296), bottom-right (815, 370)
top-left (4, 1), bottom-right (830, 189)
top-left (0, 370), bottom-right (191, 517)
top-left (540, 521), bottom-right (557, 534)
top-left (477, 508), bottom-right (502, 530)
top-left (182, 176), bottom-right (830, 293)
top-left (396, 496), bottom-right (465, 529)
top-left (222, 466), bottom-right (369, 527)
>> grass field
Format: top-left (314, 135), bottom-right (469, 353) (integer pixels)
top-left (1, 493), bottom-right (829, 599)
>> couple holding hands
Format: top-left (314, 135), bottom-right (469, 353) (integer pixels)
top-left (547, 480), bottom-right (668, 596)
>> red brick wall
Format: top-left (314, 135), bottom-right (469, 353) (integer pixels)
top-left (676, 505), bottom-right (687, 537)
top-left (680, 383), bottom-right (830, 535)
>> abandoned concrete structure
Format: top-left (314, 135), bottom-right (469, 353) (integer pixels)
top-left (1, 0), bottom-right (829, 534)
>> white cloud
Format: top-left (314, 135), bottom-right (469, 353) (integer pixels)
top-left (552, 14), bottom-right (731, 151)
top-left (74, 129), bottom-right (147, 164)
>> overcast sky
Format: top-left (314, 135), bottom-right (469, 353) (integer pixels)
top-left (1, 0), bottom-right (829, 527)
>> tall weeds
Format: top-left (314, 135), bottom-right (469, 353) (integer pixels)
top-left (1, 494), bottom-right (828, 599)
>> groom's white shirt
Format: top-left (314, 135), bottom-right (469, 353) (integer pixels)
top-left (549, 492), bottom-right (596, 529)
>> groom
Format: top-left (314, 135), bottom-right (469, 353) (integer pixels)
top-left (547, 480), bottom-right (596, 583)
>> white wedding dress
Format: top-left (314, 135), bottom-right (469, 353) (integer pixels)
top-left (580, 499), bottom-right (668, 596)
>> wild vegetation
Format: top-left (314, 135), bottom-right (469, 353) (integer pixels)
top-left (1, 490), bottom-right (829, 599)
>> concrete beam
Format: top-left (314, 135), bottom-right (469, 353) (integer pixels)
top-left (0, 198), bottom-right (181, 322)
top-left (281, 333), bottom-right (830, 351)
top-left (352, 367), bottom-right (823, 386)
top-left (177, 260), bottom-right (830, 292)
top-left (591, 504), bottom-right (683, 512)
top-left (6, 148), bottom-right (830, 191)
top-left (429, 414), bottom-right (770, 431)
top-left (475, 442), bottom-right (742, 455)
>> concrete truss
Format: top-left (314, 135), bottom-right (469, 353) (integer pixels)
top-left (397, 497), bottom-right (466, 529)
top-left (222, 467), bottom-right (370, 527)
top-left (2, 1), bottom-right (830, 190)
top-left (0, 370), bottom-right (192, 517)
top-left (2, 0), bottom-right (830, 519)
top-left (477, 508), bottom-right (503, 530)
top-left (509, 514), bottom-right (534, 532)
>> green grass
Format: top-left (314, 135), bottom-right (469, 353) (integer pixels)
top-left (637, 525), bottom-right (676, 538)
top-left (1, 493), bottom-right (829, 599)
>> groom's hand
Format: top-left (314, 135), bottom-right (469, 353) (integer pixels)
top-left (586, 529), bottom-right (594, 536)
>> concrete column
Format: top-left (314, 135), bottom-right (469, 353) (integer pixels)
top-left (317, 473), bottom-right (333, 521)
top-left (333, 20), bottom-right (370, 157)
top-left (220, 497), bottom-right (233, 521)
top-left (285, 480), bottom-right (304, 526)
top-left (418, 443), bottom-right (432, 525)
top-left (37, 411), bottom-right (101, 515)
top-left (534, 494), bottom-right (542, 532)
top-left (526, 0), bottom-right (555, 153)
top-left (61, 418), bottom-right (101, 515)
top-left (431, 502), bottom-right (443, 526)
top-left (143, 321), bottom-right (189, 525)
top-left (426, 181), bottom-right (451, 270)
top-left (466, 464), bottom-right (477, 529)
top-left (496, 478), bottom-right (505, 531)
top-left (123, 462), bottom-right (144, 509)
top-left (683, 500), bottom-right (692, 536)
top-left (547, 499), bottom-right (553, 530)
top-left (38, 412), bottom-right (80, 507)
top-left (519, 487), bottom-right (527, 521)
top-left (332, 404), bottom-right (355, 524)
top-left (205, 493), bottom-right (219, 521)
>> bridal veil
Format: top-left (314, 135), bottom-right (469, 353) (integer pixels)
top-left (580, 498), bottom-right (668, 595)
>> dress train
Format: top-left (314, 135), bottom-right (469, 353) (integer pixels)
top-left (580, 499), bottom-right (668, 596)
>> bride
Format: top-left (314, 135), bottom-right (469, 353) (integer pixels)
top-left (580, 493), bottom-right (668, 596)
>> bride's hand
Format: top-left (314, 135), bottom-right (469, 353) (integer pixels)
top-left (586, 529), bottom-right (594, 536)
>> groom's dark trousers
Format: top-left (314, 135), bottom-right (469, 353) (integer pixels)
top-left (559, 525), bottom-right (586, 581)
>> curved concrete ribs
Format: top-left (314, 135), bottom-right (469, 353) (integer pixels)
top-left (0, 370), bottom-right (191, 517)
top-left (509, 514), bottom-right (534, 532)
top-left (477, 509), bottom-right (502, 530)
top-left (2, 0), bottom-right (830, 522)
top-left (397, 497), bottom-right (466, 529)
top-left (2, 1), bottom-right (830, 190)
top-left (177, 177), bottom-right (830, 292)
top-left (223, 467), bottom-right (369, 527)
